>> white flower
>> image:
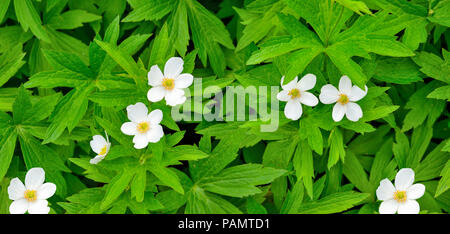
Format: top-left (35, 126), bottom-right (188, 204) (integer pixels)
top-left (276, 74), bottom-right (319, 120)
top-left (376, 168), bottom-right (425, 214)
top-left (89, 133), bottom-right (111, 164)
top-left (120, 102), bottom-right (164, 149)
top-left (7, 168), bottom-right (56, 214)
top-left (147, 57), bottom-right (194, 106)
top-left (319, 75), bottom-right (367, 122)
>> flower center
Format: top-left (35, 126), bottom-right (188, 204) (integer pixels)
top-left (99, 146), bottom-right (108, 156)
top-left (24, 190), bottom-right (37, 202)
top-left (162, 78), bottom-right (175, 90)
top-left (337, 94), bottom-right (349, 105)
top-left (393, 190), bottom-right (407, 203)
top-left (288, 88), bottom-right (301, 99)
top-left (137, 122), bottom-right (150, 134)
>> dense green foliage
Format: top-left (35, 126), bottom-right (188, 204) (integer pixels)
top-left (0, 0), bottom-right (449, 214)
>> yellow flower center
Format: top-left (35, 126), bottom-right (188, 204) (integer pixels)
top-left (99, 146), bottom-right (108, 156)
top-left (162, 78), bottom-right (175, 90)
top-left (24, 190), bottom-right (37, 202)
top-left (337, 94), bottom-right (349, 105)
top-left (288, 88), bottom-right (301, 99)
top-left (393, 190), bottom-right (407, 203)
top-left (137, 122), bottom-right (150, 133)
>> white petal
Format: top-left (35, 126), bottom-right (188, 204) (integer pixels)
top-left (345, 102), bottom-right (363, 122)
top-left (175, 74), bottom-right (193, 89)
top-left (147, 124), bottom-right (164, 143)
top-left (148, 109), bottom-right (163, 125)
top-left (121, 122), bottom-right (138, 136)
top-left (395, 168), bottom-right (415, 191)
top-left (281, 76), bottom-right (298, 90)
top-left (397, 200), bottom-right (420, 214)
top-left (319, 84), bottom-right (339, 104)
top-left (284, 100), bottom-right (302, 120)
top-left (376, 179), bottom-right (396, 201)
top-left (90, 135), bottom-right (107, 154)
top-left (349, 85), bottom-right (368, 102)
top-left (164, 57), bottom-right (184, 78)
top-left (332, 103), bottom-right (346, 122)
top-left (165, 89), bottom-right (186, 106)
top-left (148, 65), bottom-right (164, 86)
top-left (379, 200), bottom-right (398, 214)
top-left (276, 90), bottom-right (290, 102)
top-left (126, 102), bottom-right (148, 123)
top-left (28, 200), bottom-right (50, 214)
top-left (406, 184), bottom-right (425, 200)
top-left (25, 168), bottom-right (45, 190)
top-left (37, 183), bottom-right (56, 200)
top-left (297, 73), bottom-right (316, 91)
top-left (339, 75), bottom-right (352, 94)
top-left (299, 91), bottom-right (318, 106)
top-left (90, 155), bottom-right (105, 164)
top-left (9, 199), bottom-right (28, 214)
top-left (147, 86), bottom-right (166, 103)
top-left (8, 178), bottom-right (26, 200)
top-left (133, 134), bottom-right (149, 149)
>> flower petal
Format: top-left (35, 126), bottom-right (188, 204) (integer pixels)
top-left (395, 168), bottom-right (415, 191)
top-left (25, 168), bottom-right (45, 190)
top-left (9, 198), bottom-right (28, 214)
top-left (319, 84), bottom-right (339, 104)
top-left (147, 86), bottom-right (166, 103)
top-left (126, 102), bottom-right (148, 123)
top-left (121, 122), bottom-right (137, 136)
top-left (299, 91), bottom-right (318, 107)
top-left (165, 88), bottom-right (186, 106)
top-left (297, 73), bottom-right (316, 91)
top-left (164, 57), bottom-right (184, 78)
top-left (406, 184), bottom-right (425, 200)
top-left (349, 85), bottom-right (368, 102)
top-left (345, 102), bottom-right (363, 122)
top-left (8, 178), bottom-right (26, 200)
top-left (90, 135), bottom-right (106, 154)
top-left (133, 134), bottom-right (149, 149)
top-left (90, 155), bottom-right (105, 165)
top-left (148, 65), bottom-right (164, 86)
top-left (397, 200), bottom-right (420, 214)
top-left (332, 103), bottom-right (346, 122)
top-left (338, 75), bottom-right (352, 94)
top-left (277, 90), bottom-right (290, 102)
top-left (376, 178), bottom-right (395, 201)
top-left (37, 183), bottom-right (56, 200)
top-left (379, 199), bottom-right (398, 214)
top-left (281, 76), bottom-right (298, 90)
top-left (175, 73), bottom-right (193, 89)
top-left (284, 100), bottom-right (302, 120)
top-left (147, 124), bottom-right (164, 143)
top-left (148, 109), bottom-right (163, 125)
top-left (28, 200), bottom-right (50, 214)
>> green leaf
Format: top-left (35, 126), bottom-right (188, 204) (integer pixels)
top-left (101, 170), bottom-right (135, 209)
top-left (0, 128), bottom-right (18, 180)
top-left (435, 160), bottom-right (450, 197)
top-left (13, 0), bottom-right (50, 42)
top-left (47, 10), bottom-right (101, 30)
top-left (297, 191), bottom-right (369, 214)
top-left (122, 0), bottom-right (175, 22)
top-left (148, 166), bottom-right (184, 194)
top-left (0, 45), bottom-right (26, 87)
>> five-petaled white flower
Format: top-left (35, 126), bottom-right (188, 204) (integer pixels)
top-left (89, 133), bottom-right (111, 164)
top-left (7, 168), bottom-right (56, 214)
top-left (121, 102), bottom-right (164, 149)
top-left (319, 75), bottom-right (367, 122)
top-left (276, 74), bottom-right (319, 120)
top-left (147, 57), bottom-right (193, 106)
top-left (376, 168), bottom-right (425, 214)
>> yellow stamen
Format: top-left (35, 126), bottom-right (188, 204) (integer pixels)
top-left (288, 88), bottom-right (301, 99)
top-left (99, 146), bottom-right (108, 156)
top-left (24, 190), bottom-right (37, 202)
top-left (393, 190), bottom-right (407, 203)
top-left (162, 78), bottom-right (175, 91)
top-left (137, 122), bottom-right (150, 133)
top-left (337, 94), bottom-right (349, 105)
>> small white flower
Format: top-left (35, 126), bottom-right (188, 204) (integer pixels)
top-left (120, 102), bottom-right (164, 149)
top-left (89, 133), bottom-right (111, 164)
top-left (376, 168), bottom-right (425, 214)
top-left (319, 75), bottom-right (367, 122)
top-left (147, 57), bottom-right (194, 106)
top-left (7, 168), bottom-right (56, 214)
top-left (276, 74), bottom-right (319, 120)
